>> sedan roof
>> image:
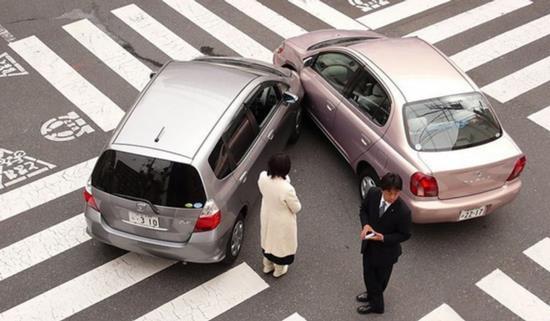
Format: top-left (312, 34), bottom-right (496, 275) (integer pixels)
top-left (350, 37), bottom-right (474, 102)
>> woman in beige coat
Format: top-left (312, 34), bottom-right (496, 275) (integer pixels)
top-left (258, 153), bottom-right (302, 278)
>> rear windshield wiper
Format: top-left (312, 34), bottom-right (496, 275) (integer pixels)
top-left (113, 193), bottom-right (160, 214)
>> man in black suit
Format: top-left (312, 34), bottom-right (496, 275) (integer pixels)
top-left (356, 173), bottom-right (412, 314)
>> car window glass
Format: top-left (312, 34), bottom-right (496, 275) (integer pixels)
top-left (313, 52), bottom-right (360, 93)
top-left (208, 139), bottom-right (233, 179)
top-left (247, 85), bottom-right (281, 128)
top-left (347, 71), bottom-right (391, 126)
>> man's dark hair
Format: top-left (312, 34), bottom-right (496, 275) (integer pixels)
top-left (267, 153), bottom-right (291, 179)
top-left (380, 173), bottom-right (403, 191)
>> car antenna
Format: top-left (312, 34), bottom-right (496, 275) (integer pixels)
top-left (154, 126), bottom-right (165, 143)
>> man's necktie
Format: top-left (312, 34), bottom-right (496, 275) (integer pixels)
top-left (379, 202), bottom-right (386, 218)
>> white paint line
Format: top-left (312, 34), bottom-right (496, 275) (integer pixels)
top-left (524, 237), bottom-right (550, 272)
top-left (9, 36), bottom-right (124, 131)
top-left (0, 23), bottom-right (16, 42)
top-left (0, 158), bottom-right (96, 223)
top-left (451, 13), bottom-right (550, 72)
top-left (357, 0), bottom-right (451, 29)
top-left (406, 0), bottom-right (531, 43)
top-left (0, 253), bottom-right (175, 321)
top-left (63, 19), bottom-right (152, 91)
top-left (136, 263), bottom-right (269, 321)
top-left (288, 0), bottom-right (368, 30)
top-left (528, 106), bottom-right (550, 133)
top-left (283, 312), bottom-right (307, 321)
top-left (164, 0), bottom-right (273, 62)
top-left (418, 304), bottom-right (465, 321)
top-left (112, 4), bottom-right (201, 61)
top-left (0, 214), bottom-right (89, 281)
top-left (476, 269), bottom-right (550, 321)
top-left (481, 55), bottom-right (550, 103)
top-left (225, 0), bottom-right (307, 39)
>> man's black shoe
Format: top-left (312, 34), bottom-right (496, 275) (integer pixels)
top-left (356, 292), bottom-right (369, 303)
top-left (357, 304), bottom-right (383, 315)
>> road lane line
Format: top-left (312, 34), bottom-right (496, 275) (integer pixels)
top-left (406, 0), bottom-right (531, 43)
top-left (451, 13), bottom-right (550, 72)
top-left (63, 19), bottom-right (152, 91)
top-left (524, 237), bottom-right (550, 272)
top-left (0, 253), bottom-right (175, 321)
top-left (225, 0), bottom-right (307, 39)
top-left (0, 158), bottom-right (96, 223)
top-left (283, 312), bottom-right (307, 321)
top-left (528, 106), bottom-right (550, 133)
top-left (357, 0), bottom-right (451, 29)
top-left (136, 263), bottom-right (269, 321)
top-left (163, 0), bottom-right (272, 62)
top-left (418, 304), bottom-right (465, 321)
top-left (481, 55), bottom-right (550, 103)
top-left (476, 269), bottom-right (550, 321)
top-left (8, 36), bottom-right (125, 131)
top-left (288, 0), bottom-right (368, 30)
top-left (0, 214), bottom-right (89, 281)
top-left (112, 3), bottom-right (201, 61)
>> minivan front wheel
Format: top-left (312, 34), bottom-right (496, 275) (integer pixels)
top-left (287, 108), bottom-right (303, 144)
top-left (359, 167), bottom-right (379, 200)
top-left (222, 214), bottom-right (245, 265)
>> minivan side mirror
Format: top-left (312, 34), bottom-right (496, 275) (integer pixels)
top-left (282, 92), bottom-right (299, 105)
top-left (303, 56), bottom-right (315, 67)
top-left (149, 72), bottom-right (157, 79)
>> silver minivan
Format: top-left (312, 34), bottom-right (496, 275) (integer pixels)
top-left (84, 57), bottom-right (303, 264)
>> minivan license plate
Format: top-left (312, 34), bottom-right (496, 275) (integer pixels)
top-left (128, 211), bottom-right (159, 229)
top-left (459, 206), bottom-right (486, 221)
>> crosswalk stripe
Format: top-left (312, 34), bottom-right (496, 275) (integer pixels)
top-left (451, 13), bottom-right (550, 72)
top-left (163, 0), bottom-right (272, 62)
top-left (287, 0), bottom-right (368, 30)
top-left (8, 36), bottom-right (125, 132)
top-left (0, 158), bottom-right (96, 223)
top-left (111, 3), bottom-right (201, 61)
top-left (135, 263), bottom-right (268, 321)
top-left (528, 106), bottom-right (550, 133)
top-left (0, 253), bottom-right (175, 321)
top-left (63, 19), bottom-right (152, 91)
top-left (418, 304), bottom-right (465, 321)
top-left (225, 0), bottom-right (307, 39)
top-left (357, 0), bottom-right (451, 30)
top-left (481, 55), bottom-right (550, 103)
top-left (476, 269), bottom-right (550, 321)
top-left (283, 312), bottom-right (307, 321)
top-left (523, 237), bottom-right (550, 272)
top-left (0, 213), bottom-right (88, 281)
top-left (406, 0), bottom-right (532, 43)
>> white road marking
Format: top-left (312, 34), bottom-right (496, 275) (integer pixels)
top-left (136, 263), bottom-right (268, 321)
top-left (0, 158), bottom-right (96, 223)
top-left (63, 19), bottom-right (152, 91)
top-left (9, 36), bottom-right (124, 131)
top-left (451, 13), bottom-right (550, 71)
top-left (0, 52), bottom-right (28, 77)
top-left (476, 269), bottom-right (550, 321)
top-left (0, 253), bottom-right (175, 321)
top-left (112, 4), bottom-right (201, 61)
top-left (0, 23), bottom-right (16, 42)
top-left (40, 111), bottom-right (95, 142)
top-left (418, 304), bottom-right (465, 321)
top-left (283, 312), bottom-right (307, 321)
top-left (288, 0), bottom-right (368, 30)
top-left (357, 0), bottom-right (451, 29)
top-left (0, 214), bottom-right (89, 281)
top-left (225, 0), bottom-right (307, 39)
top-left (524, 237), bottom-right (550, 272)
top-left (481, 55), bottom-right (550, 103)
top-left (347, 0), bottom-right (390, 13)
top-left (528, 106), bottom-right (550, 133)
top-left (163, 0), bottom-right (272, 62)
top-left (406, 0), bottom-right (532, 43)
top-left (0, 148), bottom-right (56, 190)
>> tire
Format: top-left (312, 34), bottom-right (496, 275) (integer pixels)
top-left (222, 213), bottom-right (245, 265)
top-left (359, 167), bottom-right (380, 200)
top-left (287, 107), bottom-right (303, 145)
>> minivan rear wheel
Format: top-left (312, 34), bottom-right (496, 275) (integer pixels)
top-left (222, 213), bottom-right (245, 265)
top-left (359, 167), bottom-right (379, 200)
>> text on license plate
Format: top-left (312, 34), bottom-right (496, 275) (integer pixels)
top-left (459, 206), bottom-right (486, 221)
top-left (128, 211), bottom-right (160, 228)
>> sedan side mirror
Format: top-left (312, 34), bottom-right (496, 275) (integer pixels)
top-left (149, 72), bottom-right (157, 79)
top-left (303, 56), bottom-right (314, 67)
top-left (283, 92), bottom-right (299, 105)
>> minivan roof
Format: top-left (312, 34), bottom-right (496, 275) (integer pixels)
top-left (114, 61), bottom-right (258, 160)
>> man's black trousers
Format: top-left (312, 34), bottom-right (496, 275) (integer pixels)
top-left (362, 254), bottom-right (394, 312)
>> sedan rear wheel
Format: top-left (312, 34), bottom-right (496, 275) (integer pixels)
top-left (359, 167), bottom-right (379, 200)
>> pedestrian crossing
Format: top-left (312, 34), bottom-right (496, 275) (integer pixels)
top-left (2, 0), bottom-right (550, 320)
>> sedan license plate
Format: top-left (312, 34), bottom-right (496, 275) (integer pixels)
top-left (459, 206), bottom-right (486, 221)
top-left (128, 211), bottom-right (160, 229)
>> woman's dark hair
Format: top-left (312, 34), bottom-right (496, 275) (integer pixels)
top-left (267, 153), bottom-right (291, 179)
top-left (380, 173), bottom-right (403, 191)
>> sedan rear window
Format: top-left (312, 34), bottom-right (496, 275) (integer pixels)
top-left (92, 150), bottom-right (206, 207)
top-left (404, 93), bottom-right (502, 152)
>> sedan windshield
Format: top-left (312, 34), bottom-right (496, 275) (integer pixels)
top-left (404, 93), bottom-right (502, 152)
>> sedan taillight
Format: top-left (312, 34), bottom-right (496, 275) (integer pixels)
top-left (275, 42), bottom-right (285, 54)
top-left (507, 156), bottom-right (527, 181)
top-left (410, 172), bottom-right (439, 197)
top-left (194, 200), bottom-right (221, 232)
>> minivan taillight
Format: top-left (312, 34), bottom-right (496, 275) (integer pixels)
top-left (83, 178), bottom-right (99, 211)
top-left (410, 172), bottom-right (439, 197)
top-left (507, 156), bottom-right (526, 181)
top-left (194, 200), bottom-right (221, 232)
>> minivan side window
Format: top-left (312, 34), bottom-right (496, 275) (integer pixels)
top-left (312, 52), bottom-right (360, 93)
top-left (347, 71), bottom-right (391, 126)
top-left (246, 84), bottom-right (281, 128)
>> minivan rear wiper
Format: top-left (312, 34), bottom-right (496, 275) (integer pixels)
top-left (113, 193), bottom-right (160, 214)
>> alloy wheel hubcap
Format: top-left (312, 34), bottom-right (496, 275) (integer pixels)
top-left (230, 221), bottom-right (244, 256)
top-left (361, 176), bottom-right (376, 199)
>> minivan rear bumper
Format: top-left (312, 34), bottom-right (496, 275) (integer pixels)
top-left (404, 179), bottom-right (522, 223)
top-left (85, 208), bottom-right (228, 263)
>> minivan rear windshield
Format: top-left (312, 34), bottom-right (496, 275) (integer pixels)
top-left (403, 93), bottom-right (502, 152)
top-left (92, 150), bottom-right (206, 208)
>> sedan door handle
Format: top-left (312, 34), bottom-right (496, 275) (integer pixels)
top-left (267, 129), bottom-right (275, 141)
top-left (361, 136), bottom-right (371, 146)
top-left (239, 172), bottom-right (248, 183)
top-left (326, 104), bottom-right (335, 112)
